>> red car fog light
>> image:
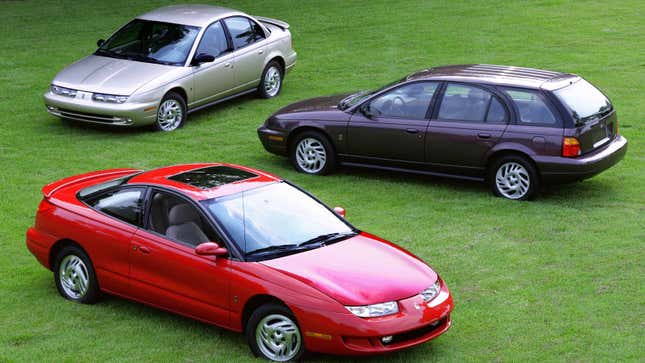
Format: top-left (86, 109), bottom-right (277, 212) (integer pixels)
top-left (562, 137), bottom-right (581, 157)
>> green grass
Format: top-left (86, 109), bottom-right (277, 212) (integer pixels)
top-left (1, 0), bottom-right (644, 361)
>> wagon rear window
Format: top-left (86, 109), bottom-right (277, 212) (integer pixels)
top-left (168, 166), bottom-right (257, 189)
top-left (554, 78), bottom-right (612, 125)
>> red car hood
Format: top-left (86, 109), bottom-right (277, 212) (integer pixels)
top-left (261, 233), bottom-right (437, 306)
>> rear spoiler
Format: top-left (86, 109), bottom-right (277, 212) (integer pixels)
top-left (255, 16), bottom-right (290, 30)
top-left (42, 168), bottom-right (140, 198)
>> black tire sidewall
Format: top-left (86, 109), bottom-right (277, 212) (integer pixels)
top-left (154, 92), bottom-right (187, 132)
top-left (289, 131), bottom-right (336, 175)
top-left (258, 61), bottom-right (283, 99)
top-left (53, 246), bottom-right (99, 304)
top-left (245, 303), bottom-right (304, 361)
top-left (489, 155), bottom-right (539, 201)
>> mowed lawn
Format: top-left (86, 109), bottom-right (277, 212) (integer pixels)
top-left (1, 0), bottom-right (644, 361)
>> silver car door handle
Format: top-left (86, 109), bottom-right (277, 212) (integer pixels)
top-left (224, 62), bottom-right (232, 68)
top-left (258, 49), bottom-right (264, 54)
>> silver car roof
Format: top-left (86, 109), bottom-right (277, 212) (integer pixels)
top-left (137, 5), bottom-right (246, 28)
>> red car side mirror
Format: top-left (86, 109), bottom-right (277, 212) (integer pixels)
top-left (333, 206), bottom-right (346, 218)
top-left (195, 242), bottom-right (228, 257)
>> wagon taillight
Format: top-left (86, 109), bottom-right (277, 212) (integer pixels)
top-left (562, 137), bottom-right (581, 157)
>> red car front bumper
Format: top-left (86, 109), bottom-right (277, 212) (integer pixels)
top-left (292, 279), bottom-right (454, 356)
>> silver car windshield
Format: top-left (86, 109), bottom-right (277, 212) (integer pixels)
top-left (202, 182), bottom-right (354, 259)
top-left (96, 19), bottom-right (200, 66)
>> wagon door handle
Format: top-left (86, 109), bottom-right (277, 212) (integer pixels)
top-left (139, 246), bottom-right (151, 254)
top-left (477, 133), bottom-right (491, 139)
top-left (405, 128), bottom-right (419, 134)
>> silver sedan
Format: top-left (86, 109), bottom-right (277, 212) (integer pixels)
top-left (44, 5), bottom-right (297, 131)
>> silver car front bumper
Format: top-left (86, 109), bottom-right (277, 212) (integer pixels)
top-left (43, 91), bottom-right (158, 127)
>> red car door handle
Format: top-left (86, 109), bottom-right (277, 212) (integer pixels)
top-left (406, 128), bottom-right (419, 134)
top-left (477, 133), bottom-right (491, 139)
top-left (139, 246), bottom-right (151, 254)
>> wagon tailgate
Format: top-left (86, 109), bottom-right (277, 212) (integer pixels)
top-left (575, 111), bottom-right (618, 154)
top-left (255, 16), bottom-right (289, 30)
top-left (42, 168), bottom-right (139, 198)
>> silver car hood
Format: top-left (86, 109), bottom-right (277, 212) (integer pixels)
top-left (52, 55), bottom-right (181, 96)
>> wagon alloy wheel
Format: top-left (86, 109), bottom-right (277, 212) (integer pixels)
top-left (58, 255), bottom-right (89, 299)
top-left (157, 99), bottom-right (183, 131)
top-left (264, 66), bottom-right (282, 98)
top-left (495, 161), bottom-right (530, 199)
top-left (255, 314), bottom-right (301, 362)
top-left (296, 137), bottom-right (327, 174)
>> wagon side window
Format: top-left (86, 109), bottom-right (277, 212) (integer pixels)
top-left (503, 88), bottom-right (557, 125)
top-left (437, 84), bottom-right (507, 123)
top-left (87, 188), bottom-right (145, 226)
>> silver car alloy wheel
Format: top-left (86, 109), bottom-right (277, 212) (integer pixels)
top-left (58, 255), bottom-right (89, 299)
top-left (256, 314), bottom-right (301, 362)
top-left (296, 138), bottom-right (326, 173)
top-left (264, 66), bottom-right (281, 97)
top-left (495, 161), bottom-right (530, 199)
top-left (157, 99), bottom-right (183, 131)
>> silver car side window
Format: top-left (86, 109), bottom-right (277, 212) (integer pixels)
top-left (195, 21), bottom-right (229, 57)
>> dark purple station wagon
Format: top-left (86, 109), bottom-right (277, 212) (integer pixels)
top-left (258, 64), bottom-right (627, 200)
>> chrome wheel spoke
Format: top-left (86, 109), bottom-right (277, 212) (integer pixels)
top-left (256, 314), bottom-right (301, 361)
top-left (264, 67), bottom-right (281, 97)
top-left (295, 138), bottom-right (327, 173)
top-left (495, 161), bottom-right (530, 199)
top-left (157, 99), bottom-right (183, 131)
top-left (58, 255), bottom-right (89, 299)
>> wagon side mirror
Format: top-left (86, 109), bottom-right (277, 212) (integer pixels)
top-left (192, 53), bottom-right (215, 65)
top-left (195, 242), bottom-right (228, 257)
top-left (97, 39), bottom-right (105, 47)
top-left (333, 206), bottom-right (346, 218)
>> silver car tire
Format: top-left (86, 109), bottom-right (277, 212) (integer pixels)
top-left (246, 303), bottom-right (304, 362)
top-left (54, 245), bottom-right (99, 304)
top-left (489, 155), bottom-right (539, 201)
top-left (258, 61), bottom-right (283, 99)
top-left (154, 92), bottom-right (186, 132)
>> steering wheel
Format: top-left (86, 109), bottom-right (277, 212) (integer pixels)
top-left (391, 96), bottom-right (406, 115)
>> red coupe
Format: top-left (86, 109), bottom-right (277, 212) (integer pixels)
top-left (26, 163), bottom-right (453, 361)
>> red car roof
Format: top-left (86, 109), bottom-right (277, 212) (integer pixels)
top-left (127, 163), bottom-right (282, 201)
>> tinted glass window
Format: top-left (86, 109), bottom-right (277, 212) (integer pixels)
top-left (203, 183), bottom-right (352, 256)
top-left (438, 84), bottom-right (504, 123)
top-left (503, 88), bottom-right (557, 125)
top-left (195, 21), bottom-right (229, 57)
top-left (486, 97), bottom-right (507, 123)
top-left (366, 82), bottom-right (438, 120)
top-left (224, 17), bottom-right (265, 49)
top-left (97, 19), bottom-right (200, 66)
top-left (88, 188), bottom-right (144, 225)
top-left (78, 172), bottom-right (141, 198)
top-left (168, 166), bottom-right (257, 190)
top-left (148, 191), bottom-right (220, 247)
top-left (553, 78), bottom-right (612, 125)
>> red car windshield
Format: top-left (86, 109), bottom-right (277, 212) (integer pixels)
top-left (202, 182), bottom-right (355, 260)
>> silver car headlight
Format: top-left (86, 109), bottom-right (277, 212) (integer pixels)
top-left (420, 280), bottom-right (441, 302)
top-left (92, 93), bottom-right (128, 104)
top-left (51, 85), bottom-right (77, 97)
top-left (346, 301), bottom-right (399, 318)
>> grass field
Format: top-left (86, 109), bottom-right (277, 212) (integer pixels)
top-left (1, 0), bottom-right (644, 361)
